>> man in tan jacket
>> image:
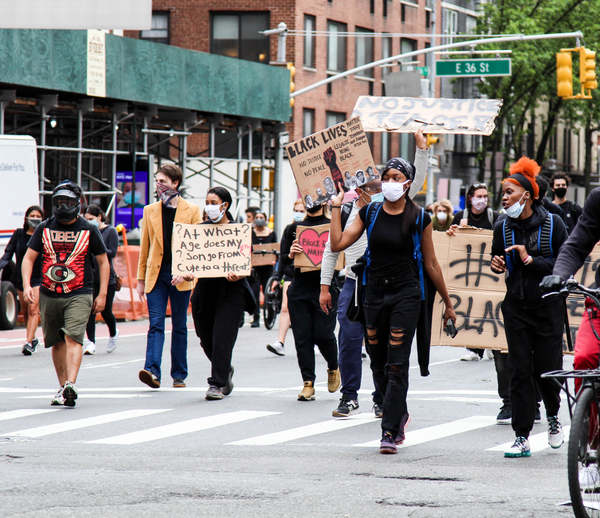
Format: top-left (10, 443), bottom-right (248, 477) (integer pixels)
top-left (137, 164), bottom-right (201, 389)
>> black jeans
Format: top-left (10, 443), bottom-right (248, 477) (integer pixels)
top-left (501, 298), bottom-right (563, 438)
top-left (191, 279), bottom-right (245, 387)
top-left (251, 265), bottom-right (273, 322)
top-left (86, 284), bottom-right (117, 343)
top-left (363, 279), bottom-right (421, 436)
top-left (287, 281), bottom-right (338, 382)
top-left (493, 350), bottom-right (511, 406)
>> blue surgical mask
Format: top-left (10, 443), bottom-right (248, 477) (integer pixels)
top-left (505, 193), bottom-right (526, 219)
top-left (370, 192), bottom-right (384, 203)
top-left (88, 218), bottom-right (99, 227)
top-left (293, 211), bottom-right (305, 222)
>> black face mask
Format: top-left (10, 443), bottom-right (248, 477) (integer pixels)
top-left (553, 187), bottom-right (567, 198)
top-left (306, 205), bottom-right (322, 215)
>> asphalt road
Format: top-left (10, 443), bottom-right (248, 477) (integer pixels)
top-left (0, 318), bottom-right (574, 518)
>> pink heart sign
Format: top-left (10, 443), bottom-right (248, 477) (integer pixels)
top-left (297, 225), bottom-right (330, 267)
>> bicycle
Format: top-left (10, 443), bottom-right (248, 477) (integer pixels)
top-left (262, 273), bottom-right (283, 330)
top-left (542, 279), bottom-right (600, 518)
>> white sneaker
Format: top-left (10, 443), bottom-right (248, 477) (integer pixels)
top-left (484, 348), bottom-right (494, 360)
top-left (266, 341), bottom-right (285, 356)
top-left (106, 330), bottom-right (119, 354)
top-left (50, 387), bottom-right (64, 406)
top-left (504, 436), bottom-right (531, 458)
top-left (460, 350), bottom-right (480, 361)
top-left (548, 416), bottom-right (564, 449)
top-left (83, 340), bottom-right (96, 355)
top-left (579, 464), bottom-right (600, 489)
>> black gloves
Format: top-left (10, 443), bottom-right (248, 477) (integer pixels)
top-left (539, 275), bottom-right (564, 292)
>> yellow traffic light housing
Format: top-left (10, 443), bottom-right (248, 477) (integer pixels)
top-left (426, 134), bottom-right (439, 147)
top-left (556, 51), bottom-right (573, 98)
top-left (287, 62), bottom-right (296, 107)
top-left (580, 47), bottom-right (597, 91)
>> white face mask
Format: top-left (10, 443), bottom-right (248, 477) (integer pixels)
top-left (205, 203), bottom-right (225, 222)
top-left (436, 212), bottom-right (447, 223)
top-left (381, 180), bottom-right (410, 202)
top-left (505, 193), bottom-right (526, 219)
top-left (471, 197), bottom-right (488, 212)
top-left (293, 211), bottom-right (305, 222)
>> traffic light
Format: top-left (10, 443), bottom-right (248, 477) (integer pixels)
top-left (580, 47), bottom-right (597, 91)
top-left (556, 51), bottom-right (573, 98)
top-left (287, 62), bottom-right (296, 107)
top-left (426, 134), bottom-right (439, 147)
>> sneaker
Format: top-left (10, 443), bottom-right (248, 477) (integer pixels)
top-left (579, 464), bottom-right (600, 489)
top-left (251, 320), bottom-right (260, 328)
top-left (534, 406), bottom-right (541, 424)
top-left (395, 413), bottom-right (410, 445)
top-left (221, 366), bottom-right (234, 396)
top-left (484, 348), bottom-right (494, 360)
top-left (83, 340), bottom-right (96, 355)
top-left (139, 369), bottom-right (160, 389)
top-left (380, 431), bottom-right (398, 454)
top-left (22, 338), bottom-right (38, 356)
top-left (460, 350), bottom-right (480, 361)
top-left (50, 387), bottom-right (64, 406)
top-left (205, 385), bottom-right (224, 400)
top-left (266, 341), bottom-right (285, 356)
top-left (106, 330), bottom-right (119, 354)
top-left (332, 398), bottom-right (359, 417)
top-left (496, 405), bottom-right (512, 425)
top-left (504, 436), bottom-right (531, 458)
top-left (548, 416), bottom-right (564, 449)
top-left (327, 368), bottom-right (341, 393)
top-left (172, 379), bottom-right (186, 388)
top-left (373, 403), bottom-right (383, 419)
top-left (298, 381), bottom-right (315, 401)
top-left (62, 381), bottom-right (78, 408)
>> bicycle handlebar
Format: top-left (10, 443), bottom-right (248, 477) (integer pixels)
top-left (542, 278), bottom-right (600, 310)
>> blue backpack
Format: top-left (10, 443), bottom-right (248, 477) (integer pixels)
top-left (362, 202), bottom-right (426, 301)
top-left (502, 213), bottom-right (554, 275)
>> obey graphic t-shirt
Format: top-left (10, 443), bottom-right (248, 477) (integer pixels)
top-left (28, 217), bottom-right (107, 297)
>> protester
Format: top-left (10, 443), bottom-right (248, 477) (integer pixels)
top-left (137, 164), bottom-right (201, 389)
top-left (330, 155), bottom-right (456, 455)
top-left (245, 206), bottom-right (259, 224)
top-left (191, 187), bottom-right (255, 400)
top-left (249, 210), bottom-right (277, 328)
top-left (551, 172), bottom-right (582, 234)
top-left (431, 199), bottom-right (453, 232)
top-left (490, 156), bottom-right (567, 458)
top-left (267, 200), bottom-right (305, 356)
top-left (83, 204), bottom-right (119, 354)
top-left (0, 205), bottom-right (44, 355)
top-left (22, 182), bottom-right (109, 407)
top-left (279, 200), bottom-right (340, 401)
top-left (536, 175), bottom-right (565, 222)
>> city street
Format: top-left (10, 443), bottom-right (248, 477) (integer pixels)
top-left (0, 319), bottom-right (573, 517)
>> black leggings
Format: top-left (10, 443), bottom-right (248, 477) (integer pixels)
top-left (86, 284), bottom-right (117, 343)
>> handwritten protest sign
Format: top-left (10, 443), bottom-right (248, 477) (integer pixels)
top-left (285, 117), bottom-right (377, 209)
top-left (252, 243), bottom-right (280, 267)
top-left (294, 224), bottom-right (344, 270)
top-left (352, 96), bottom-right (502, 136)
top-left (171, 223), bottom-right (252, 278)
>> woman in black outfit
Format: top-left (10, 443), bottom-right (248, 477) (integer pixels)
top-left (249, 210), bottom-right (277, 328)
top-left (0, 205), bottom-right (43, 355)
top-left (191, 187), bottom-right (253, 401)
top-left (279, 202), bottom-right (341, 401)
top-left (83, 204), bottom-right (119, 354)
top-left (331, 157), bottom-right (456, 455)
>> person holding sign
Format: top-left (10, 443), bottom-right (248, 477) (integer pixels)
top-left (191, 187), bottom-right (254, 401)
top-left (330, 157), bottom-right (456, 455)
top-left (279, 201), bottom-right (340, 401)
top-left (490, 157), bottom-right (567, 458)
top-left (137, 164), bottom-right (201, 390)
top-left (249, 210), bottom-right (277, 328)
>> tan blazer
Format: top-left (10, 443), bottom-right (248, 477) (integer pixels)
top-left (137, 198), bottom-right (202, 292)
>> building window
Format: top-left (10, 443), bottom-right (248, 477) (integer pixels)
top-left (303, 109), bottom-right (315, 137)
top-left (370, 0), bottom-right (375, 14)
top-left (326, 111), bottom-right (346, 127)
top-left (140, 11), bottom-right (169, 44)
top-left (425, 10), bottom-right (431, 28)
top-left (211, 12), bottom-right (270, 63)
top-left (381, 132), bottom-right (391, 163)
top-left (401, 4), bottom-right (406, 23)
top-left (355, 27), bottom-right (374, 78)
top-left (327, 20), bottom-right (347, 72)
top-left (383, 0), bottom-right (388, 17)
top-left (443, 9), bottom-right (458, 45)
top-left (303, 15), bottom-right (316, 68)
top-left (401, 38), bottom-right (417, 70)
top-left (466, 15), bottom-right (477, 34)
top-left (382, 35), bottom-right (393, 78)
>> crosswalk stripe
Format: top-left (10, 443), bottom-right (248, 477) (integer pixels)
top-left (228, 413), bottom-right (377, 446)
top-left (87, 410), bottom-right (279, 445)
top-left (353, 415), bottom-right (497, 448)
top-left (0, 408), bottom-right (59, 422)
top-left (486, 426), bottom-right (570, 453)
top-left (5, 409), bottom-right (170, 438)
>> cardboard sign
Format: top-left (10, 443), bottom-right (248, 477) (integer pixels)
top-left (285, 117), bottom-right (377, 209)
top-left (351, 96), bottom-right (502, 136)
top-left (171, 222), bottom-right (252, 278)
top-left (252, 243), bottom-right (280, 267)
top-left (293, 224), bottom-right (344, 270)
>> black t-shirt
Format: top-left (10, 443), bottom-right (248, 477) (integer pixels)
top-left (0, 228), bottom-right (42, 289)
top-left (161, 204), bottom-right (176, 269)
top-left (557, 199), bottom-right (583, 234)
top-left (451, 208), bottom-right (497, 230)
top-left (359, 204), bottom-right (431, 280)
top-left (252, 230), bottom-right (277, 245)
top-left (28, 216), bottom-right (107, 297)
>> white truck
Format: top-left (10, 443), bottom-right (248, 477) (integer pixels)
top-left (0, 135), bottom-right (39, 329)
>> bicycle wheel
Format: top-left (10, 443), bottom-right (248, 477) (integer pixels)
top-left (263, 301), bottom-right (276, 330)
top-left (569, 385), bottom-right (600, 518)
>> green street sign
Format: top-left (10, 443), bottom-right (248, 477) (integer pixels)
top-left (435, 58), bottom-right (512, 77)
top-left (416, 65), bottom-right (429, 77)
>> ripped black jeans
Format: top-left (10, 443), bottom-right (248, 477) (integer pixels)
top-left (363, 278), bottom-right (421, 436)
